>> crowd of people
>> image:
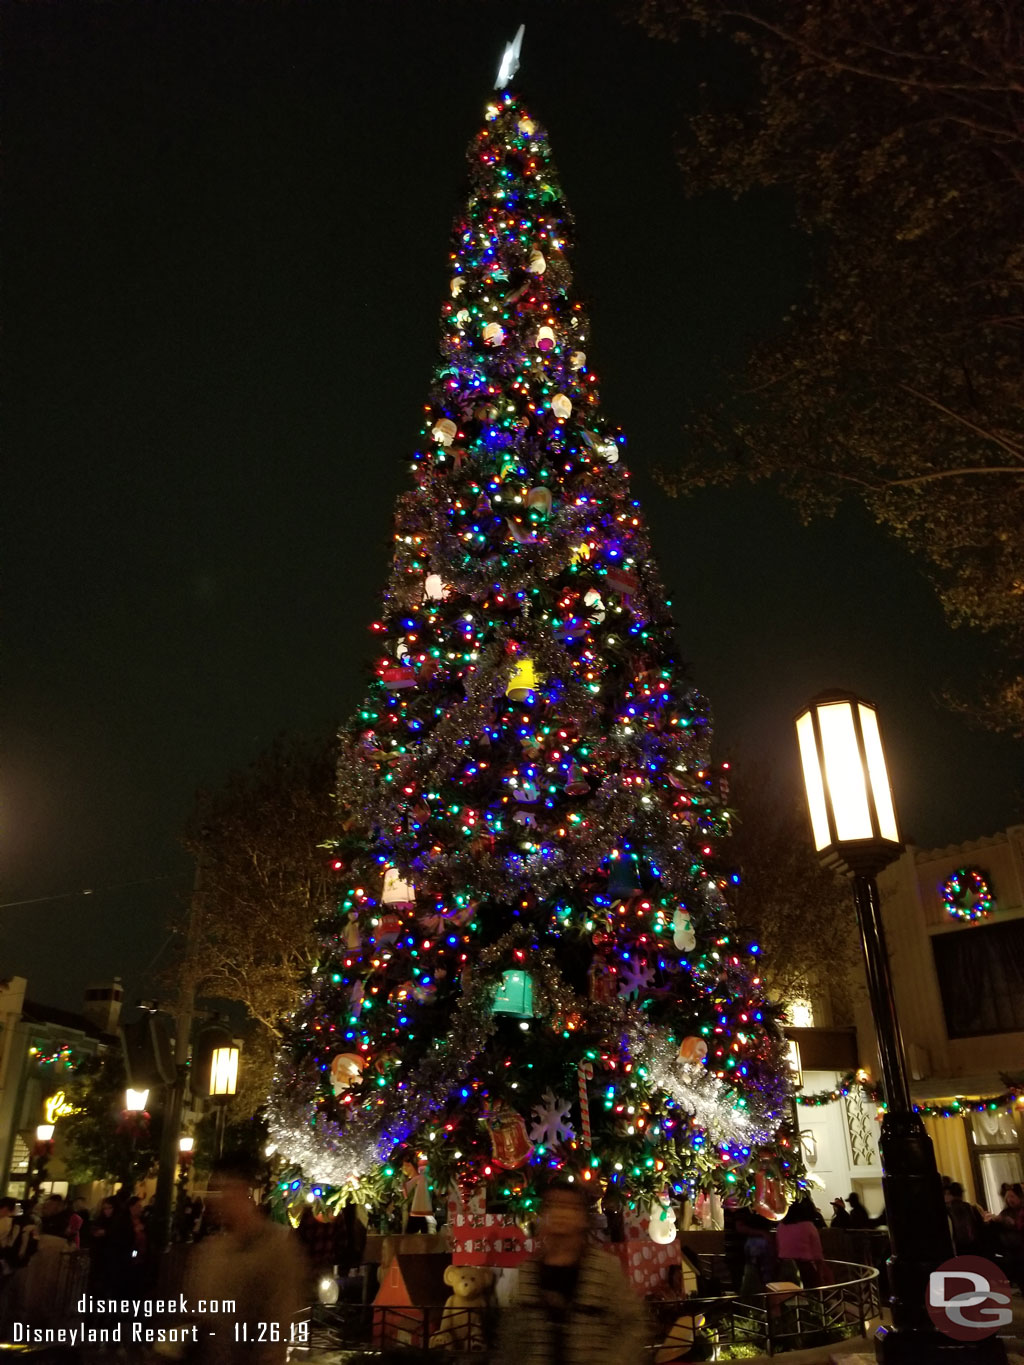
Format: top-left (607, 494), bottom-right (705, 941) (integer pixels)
top-left (0, 1187), bottom-right (154, 1333)
top-left (3, 1168), bottom-right (1024, 1362)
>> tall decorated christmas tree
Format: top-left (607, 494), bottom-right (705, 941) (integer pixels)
top-left (269, 72), bottom-right (792, 1232)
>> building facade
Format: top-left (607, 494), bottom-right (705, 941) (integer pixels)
top-left (0, 976), bottom-right (123, 1199)
top-left (788, 824), bottom-right (1024, 1216)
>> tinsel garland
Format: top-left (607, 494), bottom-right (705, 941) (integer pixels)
top-left (627, 1022), bottom-right (786, 1149)
top-left (269, 922), bottom-right (780, 1187)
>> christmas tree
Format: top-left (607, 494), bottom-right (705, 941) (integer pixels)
top-left (269, 84), bottom-right (791, 1225)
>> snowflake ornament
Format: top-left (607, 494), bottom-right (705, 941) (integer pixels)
top-left (617, 956), bottom-right (655, 999)
top-left (529, 1088), bottom-right (574, 1146)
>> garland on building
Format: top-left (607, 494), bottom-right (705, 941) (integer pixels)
top-left (795, 1069), bottom-right (1022, 1119)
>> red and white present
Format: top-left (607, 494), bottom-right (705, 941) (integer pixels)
top-left (449, 1201), bottom-right (536, 1267)
top-left (604, 567), bottom-right (639, 597)
top-left (381, 666), bottom-right (417, 689)
top-left (609, 1221), bottom-right (680, 1294)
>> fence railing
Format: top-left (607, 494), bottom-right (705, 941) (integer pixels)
top-left (310, 1258), bottom-right (881, 1359)
top-left (36, 1249), bottom-right (880, 1360)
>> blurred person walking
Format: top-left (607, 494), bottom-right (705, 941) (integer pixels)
top-left (187, 1157), bottom-right (307, 1365)
top-left (501, 1180), bottom-right (644, 1365)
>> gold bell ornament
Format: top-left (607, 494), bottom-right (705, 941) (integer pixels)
top-left (506, 657), bottom-right (542, 701)
top-left (564, 764), bottom-right (589, 797)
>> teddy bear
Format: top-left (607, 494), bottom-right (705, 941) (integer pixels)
top-left (429, 1264), bottom-right (494, 1352)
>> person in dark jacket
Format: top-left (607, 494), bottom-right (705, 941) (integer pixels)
top-left (945, 1183), bottom-right (985, 1253)
top-left (845, 1192), bottom-right (884, 1229)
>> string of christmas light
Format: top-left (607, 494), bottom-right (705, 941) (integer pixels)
top-left (27, 1043), bottom-right (80, 1070)
top-left (269, 89), bottom-right (792, 1223)
top-left (795, 1069), bottom-right (1023, 1118)
top-left (940, 866), bottom-right (994, 922)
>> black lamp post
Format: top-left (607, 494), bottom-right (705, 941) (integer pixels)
top-left (30, 1122), bottom-right (56, 1199)
top-left (795, 691), bottom-right (1006, 1364)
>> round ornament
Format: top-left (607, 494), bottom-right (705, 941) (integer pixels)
top-left (941, 866), bottom-right (994, 922)
top-left (678, 1035), bottom-right (708, 1066)
top-left (330, 1052), bottom-right (367, 1096)
top-left (551, 394), bottom-right (572, 420)
top-left (517, 117), bottom-right (536, 137)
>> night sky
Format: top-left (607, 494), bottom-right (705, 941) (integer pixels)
top-left (5, 0), bottom-right (1020, 1011)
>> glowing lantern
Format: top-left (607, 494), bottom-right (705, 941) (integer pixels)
top-left (795, 691), bottom-right (901, 876)
top-left (506, 658), bottom-right (541, 701)
top-left (209, 1044), bottom-right (239, 1097)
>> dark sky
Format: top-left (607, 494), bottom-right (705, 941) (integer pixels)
top-left (5, 0), bottom-right (1020, 1011)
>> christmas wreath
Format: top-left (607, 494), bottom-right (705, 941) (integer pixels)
top-left (940, 866), bottom-right (994, 922)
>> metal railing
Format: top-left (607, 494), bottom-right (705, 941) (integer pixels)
top-left (33, 1249), bottom-right (880, 1360)
top-left (309, 1258), bottom-right (881, 1359)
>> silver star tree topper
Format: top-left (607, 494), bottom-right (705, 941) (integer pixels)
top-left (495, 24), bottom-right (524, 90)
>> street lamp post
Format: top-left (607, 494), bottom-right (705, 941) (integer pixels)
top-left (31, 1122), bottom-right (56, 1199)
top-left (795, 691), bottom-right (1006, 1363)
top-left (208, 1041), bottom-right (240, 1159)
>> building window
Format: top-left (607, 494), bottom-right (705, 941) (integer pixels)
top-left (968, 1111), bottom-right (1023, 1212)
top-left (932, 919), bottom-right (1024, 1038)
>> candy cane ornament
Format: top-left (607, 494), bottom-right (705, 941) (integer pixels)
top-left (577, 1059), bottom-right (594, 1149)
